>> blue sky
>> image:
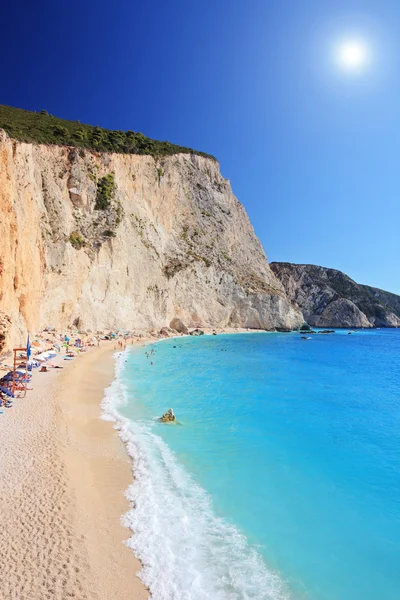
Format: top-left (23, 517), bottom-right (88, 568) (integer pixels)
top-left (2, 0), bottom-right (399, 293)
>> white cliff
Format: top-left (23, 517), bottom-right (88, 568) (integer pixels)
top-left (0, 131), bottom-right (302, 351)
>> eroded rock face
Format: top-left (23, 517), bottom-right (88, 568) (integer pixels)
top-left (0, 131), bottom-right (303, 351)
top-left (271, 262), bottom-right (400, 328)
top-left (169, 318), bottom-right (188, 334)
top-left (0, 312), bottom-right (11, 353)
top-left (315, 298), bottom-right (370, 328)
top-left (159, 327), bottom-right (173, 338)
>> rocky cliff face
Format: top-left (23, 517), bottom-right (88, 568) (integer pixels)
top-left (271, 262), bottom-right (400, 328)
top-left (0, 131), bottom-right (302, 351)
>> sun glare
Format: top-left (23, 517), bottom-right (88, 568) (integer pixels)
top-left (336, 40), bottom-right (369, 71)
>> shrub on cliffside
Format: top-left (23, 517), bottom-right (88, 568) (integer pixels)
top-left (69, 231), bottom-right (84, 249)
top-left (95, 174), bottom-right (116, 210)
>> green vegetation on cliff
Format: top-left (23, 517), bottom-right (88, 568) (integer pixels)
top-left (95, 174), bottom-right (116, 210)
top-left (0, 105), bottom-right (215, 160)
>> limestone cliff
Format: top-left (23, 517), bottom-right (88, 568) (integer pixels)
top-left (0, 131), bottom-right (302, 351)
top-left (271, 262), bottom-right (400, 328)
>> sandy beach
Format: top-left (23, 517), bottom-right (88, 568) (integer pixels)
top-left (0, 342), bottom-right (148, 600)
top-left (0, 327), bottom-right (266, 600)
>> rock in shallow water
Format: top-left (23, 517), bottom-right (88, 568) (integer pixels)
top-left (160, 408), bottom-right (176, 422)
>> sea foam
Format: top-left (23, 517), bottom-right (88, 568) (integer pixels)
top-left (101, 350), bottom-right (290, 600)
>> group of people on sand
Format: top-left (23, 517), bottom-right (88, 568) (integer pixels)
top-left (115, 339), bottom-right (127, 350)
top-left (0, 330), bottom-right (95, 413)
top-left (0, 329), bottom-right (137, 414)
top-left (114, 337), bottom-right (135, 350)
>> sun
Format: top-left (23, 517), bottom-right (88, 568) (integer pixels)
top-left (336, 40), bottom-right (369, 71)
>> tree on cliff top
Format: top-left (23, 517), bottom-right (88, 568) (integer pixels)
top-left (0, 104), bottom-right (216, 160)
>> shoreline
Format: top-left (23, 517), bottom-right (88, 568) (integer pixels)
top-left (0, 341), bottom-right (148, 600)
top-left (0, 327), bottom-right (282, 600)
top-left (101, 331), bottom-right (292, 599)
top-left (59, 343), bottom-right (149, 600)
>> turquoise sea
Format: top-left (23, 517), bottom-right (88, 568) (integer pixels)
top-left (103, 329), bottom-right (400, 600)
